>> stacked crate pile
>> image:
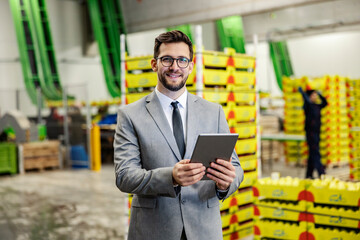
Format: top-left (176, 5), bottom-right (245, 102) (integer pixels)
top-left (346, 78), bottom-right (360, 180)
top-left (320, 76), bottom-right (350, 167)
top-left (253, 176), bottom-right (360, 240)
top-left (188, 48), bottom-right (257, 239)
top-left (282, 77), bottom-right (308, 165)
top-left (124, 54), bottom-right (157, 104)
top-left (282, 75), bottom-right (352, 168)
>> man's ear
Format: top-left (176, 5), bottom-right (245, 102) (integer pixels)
top-left (151, 58), bottom-right (158, 72)
top-left (188, 61), bottom-right (194, 74)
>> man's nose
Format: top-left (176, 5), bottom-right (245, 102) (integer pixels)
top-left (169, 60), bottom-right (180, 71)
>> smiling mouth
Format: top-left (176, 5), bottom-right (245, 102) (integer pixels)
top-left (166, 73), bottom-right (182, 79)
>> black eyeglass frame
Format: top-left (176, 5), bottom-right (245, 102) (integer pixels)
top-left (156, 56), bottom-right (191, 69)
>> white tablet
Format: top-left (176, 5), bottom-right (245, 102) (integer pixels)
top-left (190, 133), bottom-right (238, 180)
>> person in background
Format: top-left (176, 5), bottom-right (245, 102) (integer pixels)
top-left (299, 87), bottom-right (328, 179)
top-left (113, 30), bottom-right (243, 240)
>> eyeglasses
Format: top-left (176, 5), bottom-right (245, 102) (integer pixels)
top-left (156, 56), bottom-right (190, 68)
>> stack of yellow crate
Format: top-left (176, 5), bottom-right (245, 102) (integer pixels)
top-left (347, 78), bottom-right (360, 180)
top-left (282, 75), bottom-right (352, 168)
top-left (282, 77), bottom-right (308, 165)
top-left (319, 76), bottom-right (350, 166)
top-left (253, 176), bottom-right (360, 240)
top-left (125, 54), bottom-right (157, 104)
top-left (188, 48), bottom-right (257, 239)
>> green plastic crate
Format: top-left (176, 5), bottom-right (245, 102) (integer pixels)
top-left (0, 143), bottom-right (17, 174)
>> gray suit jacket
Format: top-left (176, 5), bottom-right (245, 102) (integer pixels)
top-left (114, 92), bottom-right (243, 240)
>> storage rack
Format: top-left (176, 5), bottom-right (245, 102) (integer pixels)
top-left (346, 78), bottom-right (360, 180)
top-left (124, 47), bottom-right (258, 239)
top-left (253, 176), bottom-right (360, 240)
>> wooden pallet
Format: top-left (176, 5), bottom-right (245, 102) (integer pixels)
top-left (19, 140), bottom-right (61, 173)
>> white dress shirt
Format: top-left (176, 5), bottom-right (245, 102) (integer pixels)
top-left (155, 87), bottom-right (187, 143)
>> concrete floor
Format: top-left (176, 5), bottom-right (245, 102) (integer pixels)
top-left (0, 165), bottom-right (128, 240)
top-left (0, 161), bottom-right (350, 240)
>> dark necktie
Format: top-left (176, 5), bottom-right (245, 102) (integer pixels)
top-left (171, 101), bottom-right (185, 158)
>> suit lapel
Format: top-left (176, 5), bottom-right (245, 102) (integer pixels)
top-left (185, 93), bottom-right (200, 158)
top-left (145, 92), bottom-right (183, 161)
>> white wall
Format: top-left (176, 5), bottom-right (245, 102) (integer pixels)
top-left (245, 31), bottom-right (360, 99)
top-left (289, 31), bottom-right (360, 78)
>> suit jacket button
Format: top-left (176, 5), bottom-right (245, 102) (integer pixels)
top-left (181, 199), bottom-right (186, 204)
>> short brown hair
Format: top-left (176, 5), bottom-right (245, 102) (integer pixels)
top-left (154, 30), bottom-right (193, 61)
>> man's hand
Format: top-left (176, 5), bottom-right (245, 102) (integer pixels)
top-left (172, 160), bottom-right (206, 187)
top-left (206, 158), bottom-right (236, 190)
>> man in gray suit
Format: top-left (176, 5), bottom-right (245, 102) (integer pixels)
top-left (114, 30), bottom-right (243, 240)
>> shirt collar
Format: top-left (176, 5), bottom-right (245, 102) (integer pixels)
top-left (155, 88), bottom-right (187, 109)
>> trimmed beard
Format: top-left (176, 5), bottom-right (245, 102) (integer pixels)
top-left (158, 71), bottom-right (187, 92)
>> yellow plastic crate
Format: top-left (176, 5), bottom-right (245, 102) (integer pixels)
top-left (233, 71), bottom-right (256, 86)
top-left (254, 205), bottom-right (305, 222)
top-left (233, 55), bottom-right (255, 69)
top-left (307, 202), bottom-right (360, 220)
top-left (202, 91), bottom-right (230, 104)
top-left (322, 107), bottom-right (347, 116)
top-left (221, 205), bottom-right (253, 228)
top-left (238, 153), bottom-right (257, 162)
top-left (203, 52), bottom-right (229, 68)
top-left (229, 124), bottom-right (256, 139)
top-left (284, 116), bottom-right (305, 125)
top-left (282, 85), bottom-right (299, 93)
top-left (307, 179), bottom-right (360, 207)
top-left (222, 221), bottom-right (253, 239)
top-left (309, 226), bottom-right (360, 240)
top-left (223, 104), bottom-right (257, 122)
top-left (126, 92), bottom-right (150, 104)
top-left (284, 123), bottom-right (304, 132)
top-left (284, 141), bottom-right (307, 148)
top-left (284, 109), bottom-right (304, 117)
top-left (220, 188), bottom-right (254, 212)
top-left (240, 170), bottom-right (258, 189)
top-left (241, 158), bottom-right (257, 171)
top-left (254, 219), bottom-right (308, 240)
top-left (319, 138), bottom-right (350, 148)
top-left (253, 177), bottom-right (308, 201)
top-left (235, 138), bottom-right (257, 155)
top-left (283, 93), bottom-right (303, 102)
top-left (255, 199), bottom-right (308, 212)
top-left (126, 56), bottom-right (152, 70)
top-left (203, 69), bottom-right (229, 85)
top-left (125, 72), bottom-right (157, 88)
top-left (285, 100), bottom-right (303, 108)
top-left (233, 106), bottom-right (256, 122)
top-left (202, 91), bottom-right (255, 105)
top-left (284, 147), bottom-right (307, 155)
top-left (307, 76), bottom-right (327, 90)
top-left (321, 115), bottom-right (349, 124)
